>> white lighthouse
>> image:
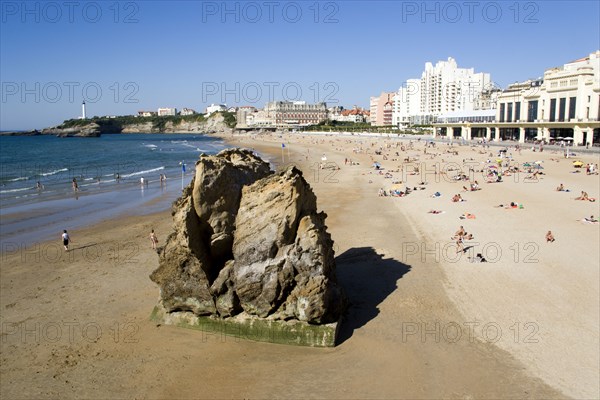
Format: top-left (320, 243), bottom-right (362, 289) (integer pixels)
top-left (81, 101), bottom-right (87, 119)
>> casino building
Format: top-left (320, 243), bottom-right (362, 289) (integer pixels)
top-left (433, 51), bottom-right (600, 146)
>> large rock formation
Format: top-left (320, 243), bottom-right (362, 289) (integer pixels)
top-left (150, 149), bottom-right (346, 327)
top-left (42, 123), bottom-right (102, 137)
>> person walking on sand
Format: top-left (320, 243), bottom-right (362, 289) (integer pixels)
top-left (62, 230), bottom-right (71, 251)
top-left (546, 230), bottom-right (555, 243)
top-left (453, 226), bottom-right (466, 253)
top-left (72, 178), bottom-right (78, 192)
top-left (150, 229), bottom-right (158, 250)
top-left (456, 235), bottom-right (465, 254)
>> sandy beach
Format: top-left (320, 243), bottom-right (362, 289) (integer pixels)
top-left (1, 132), bottom-right (598, 399)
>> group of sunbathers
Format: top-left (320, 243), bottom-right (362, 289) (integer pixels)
top-left (495, 202), bottom-right (522, 209)
top-left (462, 181), bottom-right (481, 192)
top-left (451, 194), bottom-right (466, 202)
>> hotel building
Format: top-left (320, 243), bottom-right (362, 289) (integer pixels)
top-left (391, 58), bottom-right (492, 127)
top-left (264, 101), bottom-right (327, 127)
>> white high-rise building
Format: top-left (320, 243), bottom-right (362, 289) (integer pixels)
top-left (393, 79), bottom-right (421, 127)
top-left (420, 57), bottom-right (491, 115)
top-left (391, 58), bottom-right (492, 127)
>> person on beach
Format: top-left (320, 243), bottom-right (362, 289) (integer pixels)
top-left (72, 178), bottom-right (78, 192)
top-left (36, 181), bottom-right (44, 191)
top-left (575, 191), bottom-right (589, 201)
top-left (150, 229), bottom-right (158, 250)
top-left (455, 235), bottom-right (465, 254)
top-left (453, 226), bottom-right (465, 239)
top-left (452, 194), bottom-right (464, 202)
top-left (556, 183), bottom-right (564, 191)
top-left (62, 230), bottom-right (71, 251)
top-left (546, 230), bottom-right (555, 243)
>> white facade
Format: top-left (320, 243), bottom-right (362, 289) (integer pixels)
top-left (205, 104), bottom-right (227, 116)
top-left (369, 96), bottom-right (378, 124)
top-left (436, 109), bottom-right (496, 124)
top-left (391, 58), bottom-right (492, 127)
top-left (329, 106), bottom-right (369, 123)
top-left (540, 51), bottom-right (599, 123)
top-left (494, 51), bottom-right (600, 145)
top-left (497, 51), bottom-right (600, 124)
top-left (393, 79), bottom-right (421, 127)
top-left (157, 107), bottom-right (177, 116)
top-left (421, 57), bottom-right (491, 115)
top-left (138, 111), bottom-right (157, 117)
top-left (81, 101), bottom-right (86, 119)
top-left (180, 108), bottom-right (196, 116)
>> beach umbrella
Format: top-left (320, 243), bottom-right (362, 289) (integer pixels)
top-left (555, 136), bottom-right (564, 140)
top-left (564, 137), bottom-right (574, 141)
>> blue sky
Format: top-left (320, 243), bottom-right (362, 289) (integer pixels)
top-left (1, 0), bottom-right (599, 130)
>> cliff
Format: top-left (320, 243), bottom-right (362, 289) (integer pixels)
top-left (38, 112), bottom-right (234, 137)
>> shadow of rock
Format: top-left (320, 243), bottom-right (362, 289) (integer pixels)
top-left (335, 247), bottom-right (411, 344)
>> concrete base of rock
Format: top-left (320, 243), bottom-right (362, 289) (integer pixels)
top-left (150, 304), bottom-right (340, 347)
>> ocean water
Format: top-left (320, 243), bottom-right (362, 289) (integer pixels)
top-left (0, 134), bottom-right (228, 245)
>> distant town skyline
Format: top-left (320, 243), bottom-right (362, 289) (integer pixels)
top-left (1, 0), bottom-right (599, 130)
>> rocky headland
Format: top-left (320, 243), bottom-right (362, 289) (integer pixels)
top-left (34, 112), bottom-right (234, 137)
